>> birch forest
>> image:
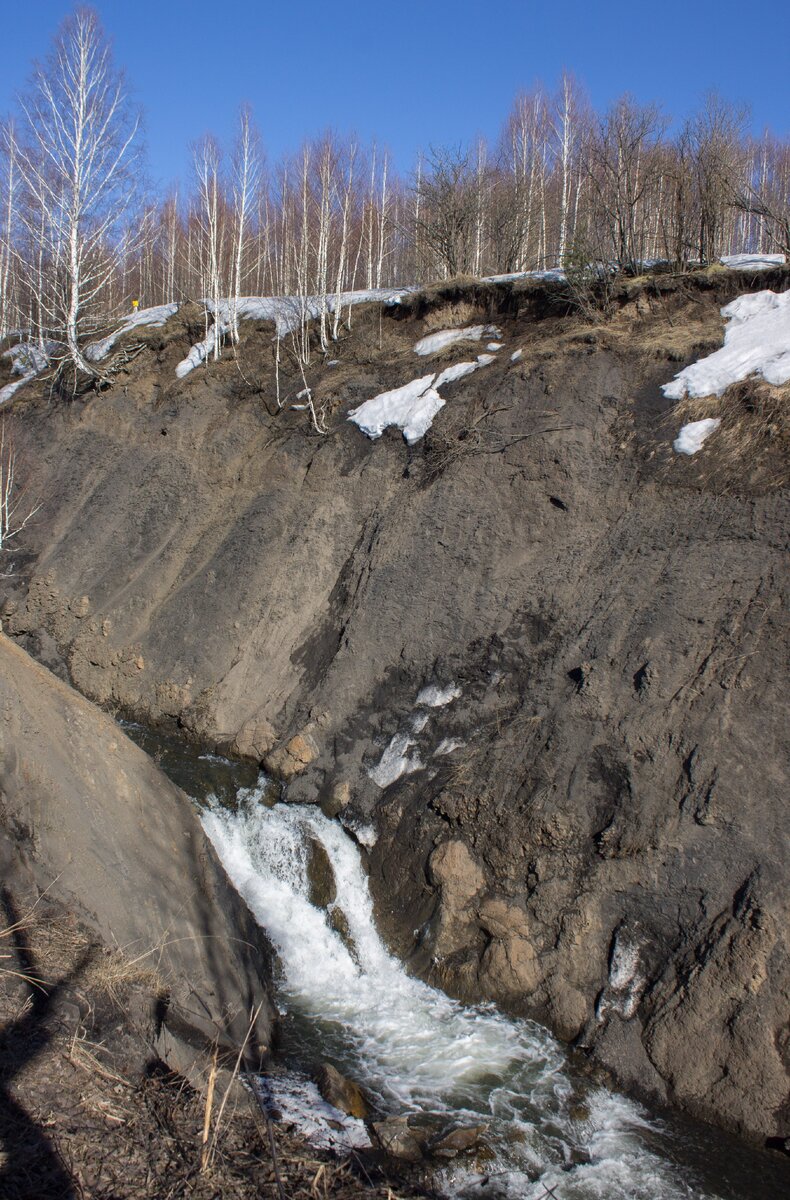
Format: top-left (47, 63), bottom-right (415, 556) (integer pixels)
top-left (1, 8), bottom-right (789, 358)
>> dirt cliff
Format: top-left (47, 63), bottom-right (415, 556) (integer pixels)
top-left (0, 635), bottom-right (275, 1057)
top-left (1, 268), bottom-right (788, 1147)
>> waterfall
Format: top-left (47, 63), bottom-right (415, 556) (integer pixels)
top-left (202, 786), bottom-right (728, 1199)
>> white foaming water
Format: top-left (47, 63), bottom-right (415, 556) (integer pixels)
top-left (202, 789), bottom-right (724, 1200)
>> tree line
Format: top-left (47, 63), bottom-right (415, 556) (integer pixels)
top-left (1, 7), bottom-right (789, 374)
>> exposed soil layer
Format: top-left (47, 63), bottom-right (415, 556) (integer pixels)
top-left (2, 267), bottom-right (789, 1151)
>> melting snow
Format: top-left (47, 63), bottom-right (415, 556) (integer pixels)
top-left (0, 342), bottom-right (51, 404)
top-left (86, 303), bottom-right (179, 362)
top-left (411, 711), bottom-right (430, 733)
top-left (416, 683), bottom-right (461, 708)
top-left (511, 348), bottom-right (523, 362)
top-left (349, 350), bottom-right (493, 444)
top-left (258, 1074), bottom-right (371, 1152)
top-left (662, 289), bottom-right (790, 400)
top-left (413, 325), bottom-right (498, 356)
top-left (367, 733), bottom-right (424, 788)
top-left (434, 738), bottom-right (465, 757)
top-left (720, 253), bottom-right (786, 271)
top-left (348, 374), bottom-right (442, 444)
top-left (434, 360), bottom-right (479, 387)
top-left (487, 342), bottom-right (503, 351)
top-left (86, 288), bottom-right (418, 375)
top-left (673, 418), bottom-right (721, 455)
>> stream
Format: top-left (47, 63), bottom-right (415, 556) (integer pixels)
top-left (124, 724), bottom-right (789, 1200)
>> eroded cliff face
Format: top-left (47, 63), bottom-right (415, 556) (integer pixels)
top-left (0, 636), bottom-right (275, 1057)
top-left (1, 271), bottom-right (788, 1145)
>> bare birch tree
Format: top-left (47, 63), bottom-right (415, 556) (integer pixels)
top-left (13, 7), bottom-right (142, 377)
top-left (0, 421), bottom-right (38, 575)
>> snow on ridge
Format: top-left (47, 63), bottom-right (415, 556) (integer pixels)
top-left (662, 289), bottom-right (790, 401)
top-left (86, 303), bottom-right (179, 362)
top-left (673, 418), bottom-right (721, 456)
top-left (0, 340), bottom-right (56, 405)
top-left (720, 253), bottom-right (786, 272)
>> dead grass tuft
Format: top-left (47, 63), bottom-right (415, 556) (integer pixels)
top-left (673, 378), bottom-right (790, 490)
top-left (422, 300), bottom-right (479, 331)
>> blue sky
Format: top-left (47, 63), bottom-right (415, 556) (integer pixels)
top-left (3, 0), bottom-right (789, 189)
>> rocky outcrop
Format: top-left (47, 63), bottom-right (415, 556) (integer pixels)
top-left (0, 635), bottom-right (275, 1057)
top-left (2, 269), bottom-right (789, 1144)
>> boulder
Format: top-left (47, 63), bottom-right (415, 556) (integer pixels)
top-left (306, 837), bottom-right (337, 909)
top-left (370, 1116), bottom-right (423, 1163)
top-left (429, 840), bottom-right (486, 957)
top-left (321, 780), bottom-right (351, 818)
top-left (315, 1063), bottom-right (369, 1119)
top-left (232, 715), bottom-right (277, 762)
top-left (263, 727), bottom-right (319, 780)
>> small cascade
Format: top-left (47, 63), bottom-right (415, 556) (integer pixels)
top-left (202, 786), bottom-right (734, 1199)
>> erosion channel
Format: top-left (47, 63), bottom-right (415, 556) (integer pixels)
top-left (126, 725), bottom-right (788, 1200)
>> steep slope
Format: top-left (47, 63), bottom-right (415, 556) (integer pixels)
top-left (0, 635), bottom-right (275, 1056)
top-left (1, 268), bottom-right (788, 1146)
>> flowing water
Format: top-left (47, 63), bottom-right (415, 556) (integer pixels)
top-left (121, 726), bottom-right (787, 1199)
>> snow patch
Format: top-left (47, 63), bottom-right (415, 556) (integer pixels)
top-left (348, 374), bottom-right (442, 445)
top-left (434, 360), bottom-right (479, 387)
top-left (662, 289), bottom-right (790, 399)
top-left (411, 711), bottom-right (430, 734)
top-left (349, 354), bottom-right (491, 444)
top-left (511, 348), bottom-right (523, 362)
top-left (720, 253), bottom-right (786, 271)
top-left (86, 303), bottom-right (179, 362)
top-left (367, 733), bottom-right (423, 789)
top-left (413, 325), bottom-right (499, 356)
top-left (416, 683), bottom-right (461, 708)
top-left (673, 418), bottom-right (721, 455)
top-left (257, 1073), bottom-right (371, 1152)
top-left (434, 738), bottom-right (465, 757)
top-left (0, 341), bottom-right (56, 405)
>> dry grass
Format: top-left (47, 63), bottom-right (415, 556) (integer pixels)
top-left (421, 300), bottom-right (479, 331)
top-left (673, 378), bottom-right (790, 490)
